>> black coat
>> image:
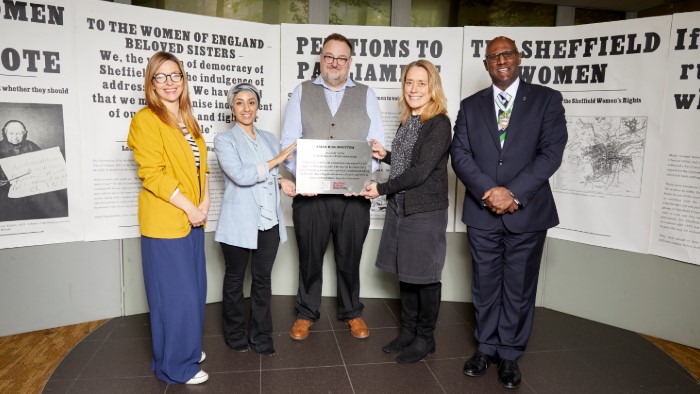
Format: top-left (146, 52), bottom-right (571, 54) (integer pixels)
top-left (377, 113), bottom-right (452, 215)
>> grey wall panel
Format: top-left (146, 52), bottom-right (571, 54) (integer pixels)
top-left (122, 237), bottom-right (147, 315)
top-left (543, 238), bottom-right (700, 349)
top-left (3, 230), bottom-right (698, 349)
top-left (0, 240), bottom-right (122, 336)
top-left (123, 230), bottom-right (524, 315)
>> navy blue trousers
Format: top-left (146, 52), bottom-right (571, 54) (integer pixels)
top-left (141, 227), bottom-right (206, 384)
top-left (467, 223), bottom-right (546, 361)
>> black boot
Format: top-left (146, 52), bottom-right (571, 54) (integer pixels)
top-left (383, 281), bottom-right (418, 353)
top-left (396, 282), bottom-right (441, 364)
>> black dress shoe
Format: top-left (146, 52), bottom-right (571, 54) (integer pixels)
top-left (497, 359), bottom-right (521, 389)
top-left (463, 351), bottom-right (496, 377)
top-left (256, 348), bottom-right (277, 356)
top-left (230, 343), bottom-right (250, 352)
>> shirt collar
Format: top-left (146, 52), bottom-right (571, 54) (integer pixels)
top-left (313, 75), bottom-right (355, 91)
top-left (492, 78), bottom-right (520, 100)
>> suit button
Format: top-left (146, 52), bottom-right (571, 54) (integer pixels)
top-left (498, 160), bottom-right (503, 165)
top-left (331, 123), bottom-right (335, 126)
top-left (330, 135), bottom-right (334, 139)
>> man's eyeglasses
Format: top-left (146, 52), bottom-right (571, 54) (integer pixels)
top-left (322, 55), bottom-right (350, 66)
top-left (152, 73), bottom-right (183, 84)
top-left (484, 50), bottom-right (519, 63)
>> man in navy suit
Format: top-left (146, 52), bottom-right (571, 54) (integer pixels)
top-left (450, 36), bottom-right (568, 389)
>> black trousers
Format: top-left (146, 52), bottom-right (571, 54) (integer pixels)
top-left (292, 195), bottom-right (370, 321)
top-left (220, 225), bottom-right (280, 353)
top-left (467, 222), bottom-right (547, 361)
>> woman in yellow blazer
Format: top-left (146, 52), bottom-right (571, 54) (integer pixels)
top-left (127, 51), bottom-right (210, 385)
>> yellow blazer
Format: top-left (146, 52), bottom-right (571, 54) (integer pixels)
top-left (127, 108), bottom-right (208, 238)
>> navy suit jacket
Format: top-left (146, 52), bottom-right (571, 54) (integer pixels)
top-left (450, 80), bottom-right (568, 233)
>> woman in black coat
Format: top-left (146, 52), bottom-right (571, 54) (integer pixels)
top-left (362, 59), bottom-right (451, 364)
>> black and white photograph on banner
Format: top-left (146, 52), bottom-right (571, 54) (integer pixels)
top-left (0, 103), bottom-right (68, 222)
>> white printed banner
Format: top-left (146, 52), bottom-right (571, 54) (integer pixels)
top-left (0, 0), bottom-right (696, 264)
top-left (649, 12), bottom-right (700, 265)
top-left (457, 18), bottom-right (671, 256)
top-left (75, 0), bottom-right (280, 240)
top-left (0, 0), bottom-right (83, 248)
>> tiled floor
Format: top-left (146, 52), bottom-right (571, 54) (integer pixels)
top-left (44, 296), bottom-right (699, 393)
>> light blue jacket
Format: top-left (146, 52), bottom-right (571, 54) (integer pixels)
top-left (214, 124), bottom-right (287, 248)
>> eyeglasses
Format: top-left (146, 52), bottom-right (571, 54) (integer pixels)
top-left (484, 50), bottom-right (519, 63)
top-left (152, 73), bottom-right (183, 83)
top-left (322, 55), bottom-right (350, 66)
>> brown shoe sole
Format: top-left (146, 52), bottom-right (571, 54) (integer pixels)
top-left (290, 332), bottom-right (309, 340)
top-left (351, 331), bottom-right (370, 339)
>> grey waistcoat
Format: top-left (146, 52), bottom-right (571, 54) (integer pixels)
top-left (300, 80), bottom-right (370, 140)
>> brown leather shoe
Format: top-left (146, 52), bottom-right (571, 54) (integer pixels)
top-left (290, 319), bottom-right (313, 340)
top-left (347, 317), bottom-right (369, 339)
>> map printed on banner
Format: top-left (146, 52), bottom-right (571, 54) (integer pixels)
top-left (279, 24), bottom-right (463, 230)
top-left (75, 0), bottom-right (280, 241)
top-left (556, 115), bottom-right (647, 198)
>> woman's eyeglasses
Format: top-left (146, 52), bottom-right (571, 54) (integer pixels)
top-left (152, 73), bottom-right (183, 83)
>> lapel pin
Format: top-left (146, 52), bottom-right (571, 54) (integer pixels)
top-left (522, 96), bottom-right (526, 101)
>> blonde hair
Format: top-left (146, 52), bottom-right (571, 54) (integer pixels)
top-left (399, 59), bottom-right (448, 124)
top-left (144, 51), bottom-right (201, 138)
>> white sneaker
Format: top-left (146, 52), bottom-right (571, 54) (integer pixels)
top-left (186, 370), bottom-right (208, 385)
top-left (199, 351), bottom-right (206, 363)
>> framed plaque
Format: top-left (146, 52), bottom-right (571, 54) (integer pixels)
top-left (295, 139), bottom-right (372, 194)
